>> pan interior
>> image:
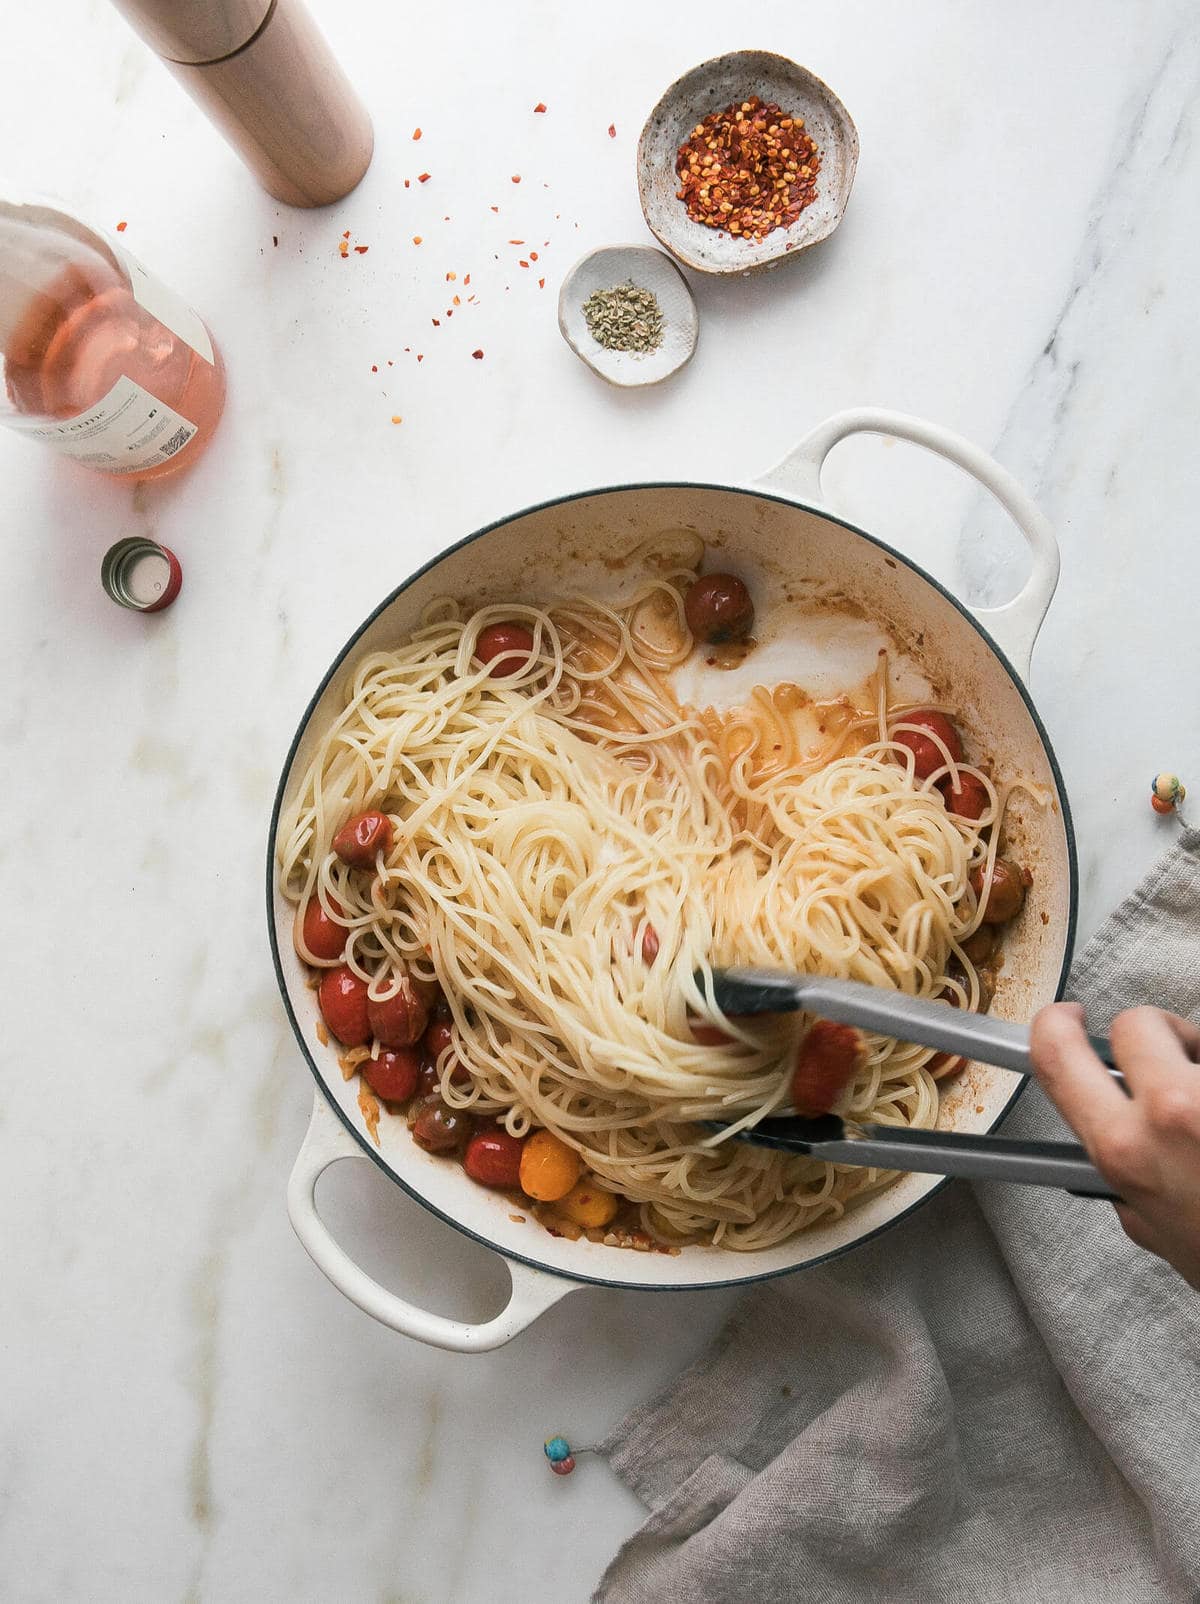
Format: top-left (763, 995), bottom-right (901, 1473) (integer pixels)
top-left (270, 484), bottom-right (1073, 1290)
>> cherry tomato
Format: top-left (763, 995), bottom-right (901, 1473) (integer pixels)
top-left (684, 573), bottom-right (755, 645)
top-left (940, 771), bottom-right (989, 820)
top-left (464, 1127), bottom-right (526, 1188)
top-left (519, 1129), bottom-right (583, 1202)
top-left (361, 1047), bottom-right (421, 1102)
top-left (318, 966), bottom-right (371, 1046)
top-left (970, 858), bottom-right (1028, 925)
top-left (296, 896), bottom-right (348, 963)
top-left (333, 810), bottom-right (393, 869)
top-left (641, 924), bottom-right (660, 965)
top-left (424, 1017), bottom-right (456, 1060)
top-left (412, 1099), bottom-right (472, 1154)
top-left (367, 975), bottom-right (430, 1047)
top-left (893, 710), bottom-right (963, 781)
top-left (475, 622), bottom-right (535, 677)
top-left (791, 1020), bottom-right (865, 1117)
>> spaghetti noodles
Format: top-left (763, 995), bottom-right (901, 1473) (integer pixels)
top-left (279, 570), bottom-right (1014, 1250)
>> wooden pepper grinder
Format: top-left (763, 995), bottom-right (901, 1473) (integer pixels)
top-left (110, 0), bottom-right (373, 207)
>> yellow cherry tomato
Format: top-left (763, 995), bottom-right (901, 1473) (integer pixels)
top-left (519, 1129), bottom-right (583, 1202)
top-left (554, 1177), bottom-right (619, 1230)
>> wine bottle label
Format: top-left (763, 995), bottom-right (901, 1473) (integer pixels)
top-left (7, 374), bottom-right (199, 473)
top-left (116, 248), bottom-right (215, 366)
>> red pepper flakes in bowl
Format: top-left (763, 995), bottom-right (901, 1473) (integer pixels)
top-left (675, 94), bottom-right (820, 242)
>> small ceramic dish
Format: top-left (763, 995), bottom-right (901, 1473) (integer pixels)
top-left (557, 244), bottom-right (698, 388)
top-left (637, 50), bottom-right (859, 275)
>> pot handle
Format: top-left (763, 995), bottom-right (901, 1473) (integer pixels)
top-left (759, 408), bottom-right (1060, 681)
top-left (287, 1092), bottom-right (576, 1352)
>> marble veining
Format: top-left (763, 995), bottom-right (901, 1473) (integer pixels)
top-left (2, 3), bottom-right (1198, 1600)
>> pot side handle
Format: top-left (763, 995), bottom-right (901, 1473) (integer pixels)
top-left (758, 408), bottom-right (1060, 681)
top-left (287, 1092), bottom-right (576, 1352)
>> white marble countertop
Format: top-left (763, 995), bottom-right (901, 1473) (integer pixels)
top-left (3, 2), bottom-right (1198, 1599)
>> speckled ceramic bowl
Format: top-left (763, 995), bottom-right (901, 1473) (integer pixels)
top-left (638, 50), bottom-right (859, 275)
top-left (558, 244), bottom-right (698, 388)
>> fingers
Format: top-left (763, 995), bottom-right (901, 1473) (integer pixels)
top-left (1030, 1003), bottom-right (1131, 1150)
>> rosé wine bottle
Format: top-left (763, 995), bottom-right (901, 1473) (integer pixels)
top-left (0, 200), bottom-right (224, 480)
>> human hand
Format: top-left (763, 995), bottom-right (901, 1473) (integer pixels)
top-left (1030, 1002), bottom-right (1200, 1290)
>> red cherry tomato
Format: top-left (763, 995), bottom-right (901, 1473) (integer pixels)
top-left (893, 710), bottom-right (963, 781)
top-left (367, 975), bottom-right (430, 1047)
top-left (791, 1020), bottom-right (865, 1116)
top-left (423, 1017), bottom-right (456, 1060)
top-left (940, 771), bottom-right (989, 820)
top-left (641, 924), bottom-right (660, 965)
top-left (475, 622), bottom-right (535, 677)
top-left (297, 896), bottom-right (348, 963)
top-left (464, 1128), bottom-right (526, 1189)
top-left (318, 966), bottom-right (371, 1046)
top-left (333, 810), bottom-right (393, 869)
top-left (684, 573), bottom-right (755, 644)
top-left (361, 1047), bottom-right (421, 1102)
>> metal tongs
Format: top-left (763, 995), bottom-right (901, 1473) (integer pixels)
top-left (707, 969), bottom-right (1122, 1200)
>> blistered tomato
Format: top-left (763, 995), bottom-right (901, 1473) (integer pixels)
top-left (332, 810), bottom-right (393, 868)
top-left (318, 966), bottom-right (371, 1046)
top-left (475, 623), bottom-right (535, 677)
top-left (970, 858), bottom-right (1029, 924)
top-left (367, 975), bottom-right (430, 1047)
top-left (684, 573), bottom-right (755, 644)
top-left (412, 1099), bottom-right (472, 1153)
top-left (296, 896), bottom-right (348, 963)
top-left (361, 1047), bottom-right (421, 1102)
top-left (941, 772), bottom-right (989, 820)
top-left (464, 1128), bottom-right (526, 1189)
top-left (893, 710), bottom-right (963, 781)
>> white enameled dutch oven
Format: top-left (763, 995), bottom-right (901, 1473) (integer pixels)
top-left (271, 409), bottom-right (1076, 1352)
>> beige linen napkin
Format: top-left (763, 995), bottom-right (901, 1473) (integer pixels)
top-left (596, 831), bottom-right (1200, 1604)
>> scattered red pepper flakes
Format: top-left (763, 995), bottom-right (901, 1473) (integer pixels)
top-left (446, 309), bottom-right (453, 317)
top-left (511, 174), bottom-right (521, 183)
top-left (412, 127), bottom-right (422, 140)
top-left (413, 235), bottom-right (423, 245)
top-left (391, 415), bottom-right (402, 424)
top-left (452, 295), bottom-right (460, 305)
top-left (272, 234), bottom-right (279, 246)
top-left (519, 260), bottom-right (529, 268)
top-left (404, 179), bottom-right (411, 188)
top-left (529, 251), bottom-right (539, 261)
top-left (538, 277), bottom-right (545, 289)
top-left (371, 364), bottom-right (378, 373)
top-left (472, 349), bottom-right (484, 359)
top-left (508, 238), bottom-right (525, 244)
top-left (464, 273), bottom-right (471, 286)
top-left (342, 230), bottom-right (351, 239)
top-left (490, 205), bottom-right (500, 213)
top-left (608, 123), bottom-right (616, 138)
top-left (115, 220), bottom-right (128, 232)
top-left (446, 270), bottom-right (456, 281)
top-left (534, 102), bottom-right (547, 113)
top-left (432, 317), bottom-right (440, 326)
top-left (418, 172), bottom-right (431, 183)
top-left (338, 239), bottom-right (349, 258)
top-left (354, 245), bottom-right (369, 254)
top-left (417, 353), bottom-right (424, 362)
